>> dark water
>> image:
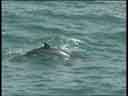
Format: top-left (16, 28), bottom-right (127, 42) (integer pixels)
top-left (2, 1), bottom-right (126, 96)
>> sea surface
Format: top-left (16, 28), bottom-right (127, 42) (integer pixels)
top-left (2, 1), bottom-right (126, 96)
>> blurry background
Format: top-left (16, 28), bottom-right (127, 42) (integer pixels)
top-left (2, 1), bottom-right (126, 96)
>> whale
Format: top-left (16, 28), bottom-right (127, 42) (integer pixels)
top-left (9, 42), bottom-right (84, 63)
top-left (23, 46), bottom-right (71, 57)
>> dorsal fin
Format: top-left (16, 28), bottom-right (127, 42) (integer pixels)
top-left (43, 42), bottom-right (50, 49)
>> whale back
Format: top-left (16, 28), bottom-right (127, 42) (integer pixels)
top-left (24, 47), bottom-right (70, 57)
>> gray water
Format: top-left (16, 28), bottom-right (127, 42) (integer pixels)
top-left (2, 1), bottom-right (126, 96)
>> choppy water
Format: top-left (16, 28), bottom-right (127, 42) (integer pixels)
top-left (2, 1), bottom-right (126, 96)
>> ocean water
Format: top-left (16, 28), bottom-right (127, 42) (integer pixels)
top-left (2, 1), bottom-right (126, 96)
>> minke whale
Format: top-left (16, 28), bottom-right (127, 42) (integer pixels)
top-left (23, 42), bottom-right (70, 57)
